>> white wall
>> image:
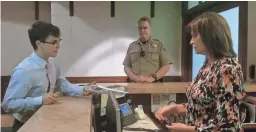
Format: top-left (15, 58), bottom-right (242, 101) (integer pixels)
top-left (1, 1), bottom-right (51, 75)
top-left (247, 1), bottom-right (256, 80)
top-left (51, 1), bottom-right (182, 77)
top-left (2, 1), bottom-right (255, 79)
top-left (1, 1), bottom-right (182, 77)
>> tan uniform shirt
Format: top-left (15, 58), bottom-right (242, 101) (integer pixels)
top-left (123, 39), bottom-right (172, 76)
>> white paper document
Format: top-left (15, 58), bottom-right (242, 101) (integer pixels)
top-left (97, 85), bottom-right (128, 94)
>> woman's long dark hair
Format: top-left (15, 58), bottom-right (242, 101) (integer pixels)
top-left (187, 12), bottom-right (237, 61)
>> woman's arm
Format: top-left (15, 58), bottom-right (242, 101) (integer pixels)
top-left (195, 65), bottom-right (246, 132)
top-left (174, 103), bottom-right (187, 116)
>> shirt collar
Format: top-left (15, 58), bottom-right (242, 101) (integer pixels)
top-left (138, 37), bottom-right (152, 45)
top-left (30, 51), bottom-right (48, 68)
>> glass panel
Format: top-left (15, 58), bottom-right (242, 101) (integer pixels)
top-left (188, 1), bottom-right (200, 9)
top-left (192, 49), bottom-right (205, 80)
top-left (219, 7), bottom-right (239, 57)
top-left (192, 7), bottom-right (239, 80)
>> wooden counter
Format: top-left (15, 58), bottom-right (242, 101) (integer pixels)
top-left (86, 82), bottom-right (256, 94)
top-left (18, 96), bottom-right (92, 132)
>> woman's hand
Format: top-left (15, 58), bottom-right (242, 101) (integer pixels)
top-left (166, 123), bottom-right (196, 132)
top-left (154, 104), bottom-right (177, 121)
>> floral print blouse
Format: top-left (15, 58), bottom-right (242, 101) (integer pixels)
top-left (186, 57), bottom-right (246, 132)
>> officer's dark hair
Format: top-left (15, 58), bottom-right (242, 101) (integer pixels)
top-left (138, 16), bottom-right (151, 26)
top-left (28, 21), bottom-right (60, 50)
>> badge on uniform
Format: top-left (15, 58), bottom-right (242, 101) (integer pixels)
top-left (152, 44), bottom-right (157, 48)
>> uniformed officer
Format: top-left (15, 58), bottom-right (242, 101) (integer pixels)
top-left (123, 16), bottom-right (172, 83)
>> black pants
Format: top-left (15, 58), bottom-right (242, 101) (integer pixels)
top-left (12, 118), bottom-right (24, 132)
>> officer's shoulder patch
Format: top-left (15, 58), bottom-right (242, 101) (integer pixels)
top-left (129, 41), bottom-right (138, 47)
top-left (131, 40), bottom-right (140, 44)
top-left (152, 39), bottom-right (163, 44)
top-left (152, 39), bottom-right (160, 42)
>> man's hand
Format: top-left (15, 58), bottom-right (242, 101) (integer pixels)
top-left (134, 75), bottom-right (147, 83)
top-left (43, 92), bottom-right (60, 105)
top-left (83, 85), bottom-right (107, 96)
top-left (144, 76), bottom-right (155, 83)
top-left (83, 91), bottom-right (90, 96)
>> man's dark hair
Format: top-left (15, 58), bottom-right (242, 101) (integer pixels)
top-left (28, 21), bottom-right (60, 50)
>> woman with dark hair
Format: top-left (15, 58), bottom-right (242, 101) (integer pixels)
top-left (155, 12), bottom-right (246, 132)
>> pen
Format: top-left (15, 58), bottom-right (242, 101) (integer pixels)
top-left (79, 81), bottom-right (96, 86)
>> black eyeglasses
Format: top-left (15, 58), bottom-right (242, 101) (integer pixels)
top-left (41, 38), bottom-right (62, 45)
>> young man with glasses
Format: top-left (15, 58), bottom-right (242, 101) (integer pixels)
top-left (2, 21), bottom-right (93, 132)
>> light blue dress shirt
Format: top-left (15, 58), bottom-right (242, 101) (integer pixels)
top-left (2, 52), bottom-right (84, 123)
